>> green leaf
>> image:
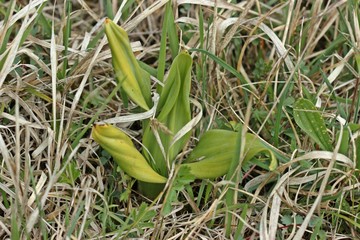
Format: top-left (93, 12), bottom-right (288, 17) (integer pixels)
top-left (161, 166), bottom-right (195, 216)
top-left (281, 214), bottom-right (293, 226)
top-left (11, 205), bottom-right (20, 240)
top-left (181, 129), bottom-right (278, 179)
top-left (59, 161), bottom-right (81, 185)
top-left (129, 202), bottom-right (156, 232)
top-left (337, 127), bottom-right (350, 155)
top-left (104, 18), bottom-right (152, 110)
top-left (349, 123), bottom-right (360, 171)
top-left (92, 124), bottom-right (167, 183)
top-left (293, 98), bottom-right (332, 151)
top-left (165, 2), bottom-right (179, 59)
top-left (142, 52), bottom-right (193, 176)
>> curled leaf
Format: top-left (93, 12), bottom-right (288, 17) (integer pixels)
top-left (104, 18), bottom-right (151, 110)
top-left (142, 52), bottom-right (193, 176)
top-left (92, 123), bottom-right (167, 183)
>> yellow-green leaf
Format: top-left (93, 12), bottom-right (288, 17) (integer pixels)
top-left (182, 129), bottom-right (277, 179)
top-left (104, 18), bottom-right (151, 110)
top-left (92, 123), bottom-right (167, 183)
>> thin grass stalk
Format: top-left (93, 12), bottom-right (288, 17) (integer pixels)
top-left (225, 97), bottom-right (252, 237)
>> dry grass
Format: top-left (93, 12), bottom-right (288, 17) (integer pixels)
top-left (0, 0), bottom-right (359, 239)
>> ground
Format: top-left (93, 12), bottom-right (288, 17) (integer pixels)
top-left (0, 0), bottom-right (359, 239)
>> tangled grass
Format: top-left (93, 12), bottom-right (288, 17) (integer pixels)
top-left (0, 0), bottom-right (359, 239)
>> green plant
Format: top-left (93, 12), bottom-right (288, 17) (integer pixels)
top-left (92, 19), bottom-right (278, 199)
top-left (293, 98), bottom-right (332, 151)
top-left (293, 97), bottom-right (360, 166)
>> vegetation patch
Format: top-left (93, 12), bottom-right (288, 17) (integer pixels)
top-left (0, 0), bottom-right (359, 239)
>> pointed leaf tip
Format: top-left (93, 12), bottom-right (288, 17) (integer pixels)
top-left (92, 124), bottom-right (167, 183)
top-left (104, 18), bottom-right (152, 111)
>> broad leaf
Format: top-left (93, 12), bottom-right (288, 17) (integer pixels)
top-left (182, 129), bottom-right (278, 179)
top-left (293, 98), bottom-right (332, 151)
top-left (142, 52), bottom-right (193, 176)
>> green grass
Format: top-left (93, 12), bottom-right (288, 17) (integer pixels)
top-left (0, 0), bottom-right (359, 239)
